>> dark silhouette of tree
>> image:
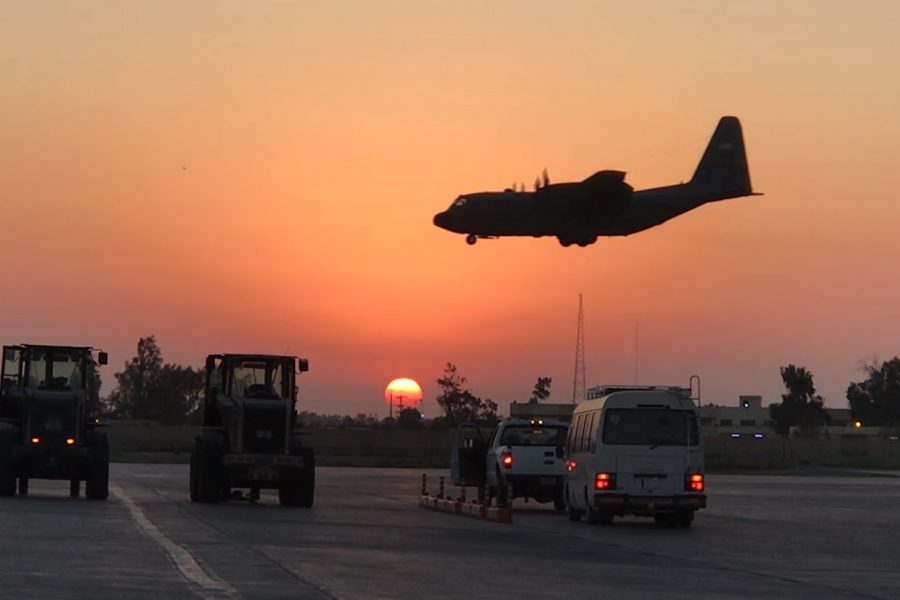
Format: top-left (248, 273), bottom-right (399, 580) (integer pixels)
top-left (847, 357), bottom-right (900, 427)
top-left (107, 336), bottom-right (163, 419)
top-left (529, 377), bottom-right (552, 403)
top-left (156, 364), bottom-right (205, 425)
top-left (435, 362), bottom-right (498, 425)
top-left (769, 365), bottom-right (829, 437)
top-left (106, 336), bottom-right (203, 424)
top-left (396, 407), bottom-right (424, 428)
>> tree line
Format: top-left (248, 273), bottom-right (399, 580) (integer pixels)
top-left (104, 336), bottom-right (203, 425)
top-left (770, 358), bottom-right (900, 436)
top-left (101, 337), bottom-right (900, 432)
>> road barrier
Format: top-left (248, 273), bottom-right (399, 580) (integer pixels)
top-left (418, 474), bottom-right (512, 524)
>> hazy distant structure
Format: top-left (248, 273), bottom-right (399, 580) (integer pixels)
top-left (572, 294), bottom-right (586, 404)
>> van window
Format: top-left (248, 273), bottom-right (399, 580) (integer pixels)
top-left (602, 409), bottom-right (697, 447)
top-left (571, 414), bottom-right (585, 452)
top-left (578, 413), bottom-right (591, 451)
top-left (688, 414), bottom-right (699, 446)
top-left (588, 412), bottom-right (599, 452)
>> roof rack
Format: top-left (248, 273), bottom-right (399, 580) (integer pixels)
top-left (586, 385), bottom-right (693, 400)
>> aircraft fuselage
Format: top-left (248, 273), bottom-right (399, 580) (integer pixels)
top-left (433, 116), bottom-right (758, 247)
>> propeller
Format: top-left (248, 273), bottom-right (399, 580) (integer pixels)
top-left (534, 177), bottom-right (540, 192)
top-left (542, 168), bottom-right (550, 187)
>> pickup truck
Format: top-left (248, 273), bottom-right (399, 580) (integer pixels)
top-left (451, 419), bottom-right (569, 509)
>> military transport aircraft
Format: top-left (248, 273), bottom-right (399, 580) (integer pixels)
top-left (433, 116), bottom-right (760, 247)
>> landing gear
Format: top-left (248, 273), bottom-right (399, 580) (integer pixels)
top-left (465, 234), bottom-right (477, 245)
top-left (557, 235), bottom-right (597, 247)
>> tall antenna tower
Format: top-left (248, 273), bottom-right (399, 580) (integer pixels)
top-left (572, 293), bottom-right (586, 404)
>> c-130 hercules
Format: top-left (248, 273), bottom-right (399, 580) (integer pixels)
top-left (433, 116), bottom-right (760, 247)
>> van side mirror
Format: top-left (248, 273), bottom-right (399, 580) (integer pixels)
top-left (97, 352), bottom-right (108, 366)
top-left (297, 358), bottom-right (309, 373)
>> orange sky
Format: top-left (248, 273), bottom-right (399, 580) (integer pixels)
top-left (2, 1), bottom-right (899, 416)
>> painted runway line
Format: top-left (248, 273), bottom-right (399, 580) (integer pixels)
top-left (112, 485), bottom-right (241, 600)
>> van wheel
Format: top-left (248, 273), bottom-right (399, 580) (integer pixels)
top-left (566, 486), bottom-right (583, 521)
top-left (675, 510), bottom-right (694, 528)
top-left (584, 490), bottom-right (613, 525)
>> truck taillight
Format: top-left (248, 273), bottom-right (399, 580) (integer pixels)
top-left (501, 453), bottom-right (513, 469)
top-left (595, 472), bottom-right (616, 491)
top-left (566, 460), bottom-right (577, 472)
top-left (686, 473), bottom-right (704, 492)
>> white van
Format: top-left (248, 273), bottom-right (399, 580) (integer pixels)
top-left (564, 386), bottom-right (705, 527)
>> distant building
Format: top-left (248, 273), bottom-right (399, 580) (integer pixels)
top-left (700, 395), bottom-right (775, 438)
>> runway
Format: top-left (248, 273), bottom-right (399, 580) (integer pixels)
top-left (0, 465), bottom-right (897, 599)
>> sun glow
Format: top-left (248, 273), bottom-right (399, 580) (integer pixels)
top-left (384, 377), bottom-right (423, 408)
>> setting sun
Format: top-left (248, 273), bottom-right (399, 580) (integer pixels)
top-left (384, 378), bottom-right (423, 410)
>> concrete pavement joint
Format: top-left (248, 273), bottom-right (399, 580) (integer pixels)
top-left (111, 485), bottom-right (241, 600)
top-left (149, 485), bottom-right (341, 600)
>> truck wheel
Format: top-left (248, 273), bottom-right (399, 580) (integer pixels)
top-left (194, 434), bottom-right (224, 504)
top-left (495, 469), bottom-right (509, 508)
top-left (279, 447), bottom-right (315, 508)
top-left (189, 445), bottom-right (199, 501)
top-left (0, 431), bottom-right (17, 497)
top-left (298, 448), bottom-right (315, 508)
top-left (70, 480), bottom-right (80, 498)
top-left (553, 489), bottom-right (566, 512)
top-left (17, 477), bottom-right (29, 496)
top-left (85, 430), bottom-right (110, 500)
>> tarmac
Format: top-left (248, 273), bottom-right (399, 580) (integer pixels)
top-left (0, 465), bottom-right (898, 599)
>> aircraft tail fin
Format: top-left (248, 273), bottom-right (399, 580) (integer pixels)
top-left (688, 116), bottom-right (753, 198)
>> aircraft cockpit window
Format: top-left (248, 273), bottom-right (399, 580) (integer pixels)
top-left (453, 197), bottom-right (467, 208)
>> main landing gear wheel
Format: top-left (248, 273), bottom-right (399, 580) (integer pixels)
top-left (465, 234), bottom-right (477, 245)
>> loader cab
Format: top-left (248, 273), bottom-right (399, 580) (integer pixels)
top-left (191, 352), bottom-right (314, 506)
top-left (1, 345), bottom-right (106, 427)
top-left (0, 344), bottom-right (110, 500)
top-left (202, 354), bottom-right (307, 455)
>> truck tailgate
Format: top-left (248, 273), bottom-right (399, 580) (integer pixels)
top-left (505, 446), bottom-right (566, 476)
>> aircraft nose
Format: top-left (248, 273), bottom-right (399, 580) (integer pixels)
top-left (433, 211), bottom-right (448, 229)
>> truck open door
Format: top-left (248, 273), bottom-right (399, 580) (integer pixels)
top-left (450, 423), bottom-right (487, 488)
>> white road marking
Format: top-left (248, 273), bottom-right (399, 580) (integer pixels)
top-left (112, 485), bottom-right (241, 600)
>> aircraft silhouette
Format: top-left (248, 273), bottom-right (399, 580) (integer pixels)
top-left (433, 116), bottom-right (760, 247)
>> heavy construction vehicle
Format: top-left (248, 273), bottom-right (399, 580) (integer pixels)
top-left (0, 344), bottom-right (109, 499)
top-left (190, 353), bottom-right (315, 507)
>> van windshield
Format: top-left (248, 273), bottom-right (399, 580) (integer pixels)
top-left (500, 425), bottom-right (567, 446)
top-left (602, 409), bottom-right (699, 447)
